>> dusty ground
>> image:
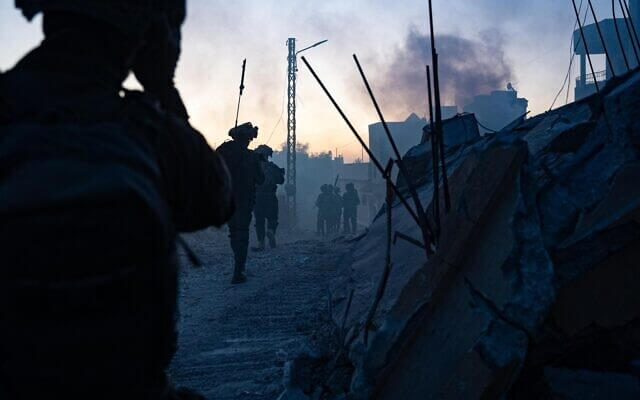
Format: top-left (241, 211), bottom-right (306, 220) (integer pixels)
top-left (168, 226), bottom-right (351, 399)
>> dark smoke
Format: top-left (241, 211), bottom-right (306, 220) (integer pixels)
top-left (377, 28), bottom-right (513, 114)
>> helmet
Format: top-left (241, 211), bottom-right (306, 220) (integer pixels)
top-left (14, 0), bottom-right (185, 38)
top-left (229, 122), bottom-right (258, 140)
top-left (254, 145), bottom-right (273, 158)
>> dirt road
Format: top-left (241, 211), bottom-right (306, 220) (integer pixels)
top-left (169, 228), bottom-right (350, 399)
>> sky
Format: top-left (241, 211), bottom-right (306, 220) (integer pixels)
top-left (0, 1), bottom-right (619, 161)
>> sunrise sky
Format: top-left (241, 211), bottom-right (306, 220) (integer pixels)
top-left (1, 1), bottom-right (616, 161)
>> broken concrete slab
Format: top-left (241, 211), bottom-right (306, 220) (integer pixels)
top-left (293, 68), bottom-right (640, 400)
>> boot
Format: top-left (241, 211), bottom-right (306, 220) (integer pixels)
top-left (231, 272), bottom-right (247, 284)
top-left (266, 229), bottom-right (276, 248)
top-left (231, 255), bottom-right (248, 284)
top-left (251, 239), bottom-right (265, 252)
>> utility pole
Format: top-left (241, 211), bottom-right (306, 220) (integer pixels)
top-left (284, 37), bottom-right (328, 228)
top-left (286, 38), bottom-right (297, 228)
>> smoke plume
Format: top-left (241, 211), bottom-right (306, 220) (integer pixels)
top-left (377, 28), bottom-right (513, 114)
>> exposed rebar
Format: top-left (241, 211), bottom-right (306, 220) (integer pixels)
top-left (572, 0), bottom-right (600, 92)
top-left (353, 54), bottom-right (435, 252)
top-left (620, 0), bottom-right (640, 63)
top-left (426, 65), bottom-right (441, 235)
top-left (300, 55), bottom-right (434, 255)
top-left (612, 0), bottom-right (631, 71)
top-left (427, 2), bottom-right (451, 212)
top-left (364, 162), bottom-right (395, 346)
top-left (587, 0), bottom-right (616, 77)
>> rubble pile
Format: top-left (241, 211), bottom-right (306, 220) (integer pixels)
top-left (281, 69), bottom-right (640, 399)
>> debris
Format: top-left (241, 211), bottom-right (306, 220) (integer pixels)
top-left (300, 68), bottom-right (640, 399)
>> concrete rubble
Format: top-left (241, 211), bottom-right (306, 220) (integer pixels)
top-left (280, 68), bottom-right (640, 399)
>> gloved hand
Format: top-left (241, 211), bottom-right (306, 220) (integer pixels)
top-left (132, 14), bottom-right (189, 120)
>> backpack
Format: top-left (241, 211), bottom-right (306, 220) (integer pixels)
top-left (0, 95), bottom-right (178, 396)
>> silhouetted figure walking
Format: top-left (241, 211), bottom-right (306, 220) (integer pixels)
top-left (316, 184), bottom-right (333, 237)
top-left (252, 145), bottom-right (285, 251)
top-left (342, 183), bottom-right (360, 234)
top-left (217, 123), bottom-right (265, 284)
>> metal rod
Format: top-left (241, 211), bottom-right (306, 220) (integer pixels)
top-left (587, 0), bottom-right (616, 77)
top-left (340, 288), bottom-right (355, 347)
top-left (433, 54), bottom-right (451, 212)
top-left (619, 0), bottom-right (640, 63)
top-left (353, 54), bottom-right (435, 248)
top-left (296, 39), bottom-right (328, 55)
top-left (393, 231), bottom-right (426, 250)
top-left (364, 172), bottom-right (395, 346)
top-left (613, 0), bottom-right (631, 71)
top-left (426, 65), bottom-right (440, 235)
top-left (300, 56), bottom-right (431, 246)
top-left (572, 0), bottom-right (600, 92)
top-left (621, 0), bottom-right (640, 63)
top-left (428, 2), bottom-right (451, 212)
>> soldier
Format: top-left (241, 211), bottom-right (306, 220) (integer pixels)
top-left (316, 184), bottom-right (332, 237)
top-left (343, 183), bottom-right (361, 234)
top-left (332, 186), bottom-right (344, 234)
top-left (252, 145), bottom-right (285, 251)
top-left (1, 1), bottom-right (233, 399)
top-left (217, 123), bottom-right (265, 284)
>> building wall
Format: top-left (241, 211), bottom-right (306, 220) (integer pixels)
top-left (463, 88), bottom-right (528, 133)
top-left (368, 113), bottom-right (427, 182)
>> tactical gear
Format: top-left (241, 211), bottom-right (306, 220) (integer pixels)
top-left (228, 122), bottom-right (259, 140)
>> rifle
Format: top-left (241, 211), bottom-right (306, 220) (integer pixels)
top-left (234, 59), bottom-right (247, 128)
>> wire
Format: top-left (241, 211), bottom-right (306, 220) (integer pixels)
top-left (265, 71), bottom-right (288, 145)
top-left (338, 139), bottom-right (358, 149)
top-left (476, 118), bottom-right (497, 133)
top-left (549, 0), bottom-right (587, 111)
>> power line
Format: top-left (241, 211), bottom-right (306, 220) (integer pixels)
top-left (265, 71), bottom-right (288, 145)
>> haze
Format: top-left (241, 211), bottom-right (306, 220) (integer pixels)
top-left (0, 0), bottom-right (615, 161)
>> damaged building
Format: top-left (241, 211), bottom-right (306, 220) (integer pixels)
top-left (278, 65), bottom-right (640, 399)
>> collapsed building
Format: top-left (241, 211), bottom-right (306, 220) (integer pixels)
top-left (278, 66), bottom-right (640, 399)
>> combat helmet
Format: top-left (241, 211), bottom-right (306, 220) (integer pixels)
top-left (254, 144), bottom-right (273, 158)
top-left (14, 0), bottom-right (186, 38)
top-left (229, 122), bottom-right (259, 141)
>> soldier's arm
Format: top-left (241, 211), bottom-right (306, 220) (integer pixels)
top-left (152, 114), bottom-right (234, 232)
top-left (272, 163), bottom-right (286, 185)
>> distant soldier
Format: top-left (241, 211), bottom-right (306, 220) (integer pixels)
top-left (342, 183), bottom-right (360, 234)
top-left (217, 123), bottom-right (265, 284)
top-left (1, 0), bottom-right (233, 398)
top-left (331, 186), bottom-right (344, 234)
top-left (316, 184), bottom-right (333, 237)
top-left (252, 145), bottom-right (285, 251)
